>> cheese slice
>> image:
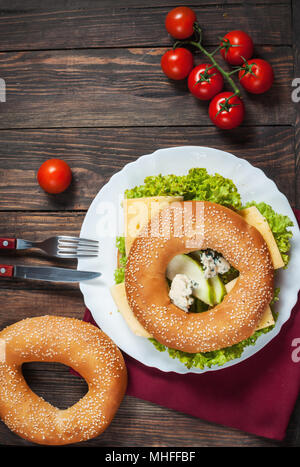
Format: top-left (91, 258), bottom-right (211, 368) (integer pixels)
top-left (110, 282), bottom-right (152, 338)
top-left (239, 206), bottom-right (284, 269)
top-left (225, 278), bottom-right (275, 331)
top-left (123, 196), bottom-right (183, 255)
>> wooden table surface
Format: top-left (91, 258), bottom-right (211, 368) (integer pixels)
top-left (0, 0), bottom-right (299, 447)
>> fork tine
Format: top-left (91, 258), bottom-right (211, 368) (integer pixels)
top-left (76, 248), bottom-right (99, 253)
top-left (76, 240), bottom-right (100, 248)
top-left (58, 251), bottom-right (99, 257)
top-left (57, 246), bottom-right (98, 252)
top-left (58, 243), bottom-right (99, 251)
top-left (57, 236), bottom-right (99, 245)
top-left (58, 243), bottom-right (99, 250)
top-left (58, 247), bottom-right (99, 253)
top-left (78, 237), bottom-right (99, 244)
top-left (57, 252), bottom-right (99, 258)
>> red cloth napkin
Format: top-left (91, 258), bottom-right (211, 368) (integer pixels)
top-left (81, 209), bottom-right (300, 441)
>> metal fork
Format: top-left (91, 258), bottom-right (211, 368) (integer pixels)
top-left (0, 236), bottom-right (99, 258)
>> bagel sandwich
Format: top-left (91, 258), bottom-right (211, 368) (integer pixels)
top-left (111, 168), bottom-right (293, 369)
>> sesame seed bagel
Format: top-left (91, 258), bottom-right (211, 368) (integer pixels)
top-left (125, 201), bottom-right (274, 353)
top-left (0, 315), bottom-right (127, 445)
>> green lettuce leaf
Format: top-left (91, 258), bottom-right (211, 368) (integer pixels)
top-left (150, 324), bottom-right (273, 370)
top-left (114, 236), bottom-right (127, 284)
top-left (114, 267), bottom-right (125, 285)
top-left (125, 168), bottom-right (242, 209)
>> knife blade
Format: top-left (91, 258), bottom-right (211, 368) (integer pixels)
top-left (0, 264), bottom-right (101, 283)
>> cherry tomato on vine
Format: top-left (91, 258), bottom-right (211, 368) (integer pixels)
top-left (37, 159), bottom-right (72, 194)
top-left (220, 30), bottom-right (254, 66)
top-left (188, 64), bottom-right (224, 101)
top-left (161, 48), bottom-right (194, 80)
top-left (238, 58), bottom-right (274, 94)
top-left (165, 6), bottom-right (197, 40)
top-left (209, 92), bottom-right (245, 130)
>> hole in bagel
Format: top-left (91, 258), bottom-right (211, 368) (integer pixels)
top-left (166, 250), bottom-right (236, 313)
top-left (22, 362), bottom-right (88, 410)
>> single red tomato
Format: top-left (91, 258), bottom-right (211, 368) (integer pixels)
top-left (161, 48), bottom-right (194, 80)
top-left (188, 64), bottom-right (224, 100)
top-left (239, 58), bottom-right (274, 94)
top-left (37, 159), bottom-right (72, 194)
top-left (165, 6), bottom-right (197, 39)
top-left (209, 92), bottom-right (245, 129)
top-left (220, 30), bottom-right (254, 66)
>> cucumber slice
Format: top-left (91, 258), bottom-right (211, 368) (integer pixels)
top-left (189, 297), bottom-right (209, 313)
top-left (166, 254), bottom-right (214, 306)
top-left (195, 298), bottom-right (209, 313)
top-left (210, 275), bottom-right (227, 305)
top-left (191, 250), bottom-right (227, 304)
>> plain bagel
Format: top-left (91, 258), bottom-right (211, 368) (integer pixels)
top-left (0, 315), bottom-right (127, 445)
top-left (125, 201), bottom-right (274, 353)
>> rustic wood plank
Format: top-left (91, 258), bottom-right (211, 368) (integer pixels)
top-left (0, 3), bottom-right (291, 52)
top-left (0, 391), bottom-right (285, 447)
top-left (0, 393), bottom-right (285, 447)
top-left (0, 46), bottom-right (293, 128)
top-left (0, 287), bottom-right (84, 330)
top-left (0, 126), bottom-right (295, 211)
top-left (0, 211), bottom-right (84, 241)
top-left (95, 393), bottom-right (299, 447)
top-left (1, 0), bottom-right (290, 10)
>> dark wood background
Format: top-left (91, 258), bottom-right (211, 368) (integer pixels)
top-left (0, 0), bottom-right (299, 447)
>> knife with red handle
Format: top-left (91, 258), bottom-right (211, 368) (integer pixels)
top-left (0, 264), bottom-right (101, 282)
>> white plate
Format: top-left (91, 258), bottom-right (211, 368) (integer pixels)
top-left (78, 146), bottom-right (300, 374)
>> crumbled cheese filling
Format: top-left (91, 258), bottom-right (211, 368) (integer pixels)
top-left (200, 250), bottom-right (230, 279)
top-left (169, 274), bottom-right (196, 312)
